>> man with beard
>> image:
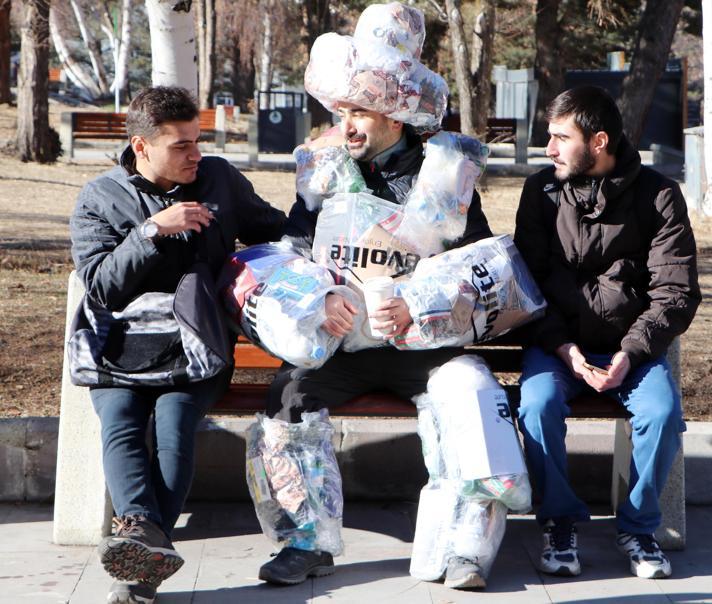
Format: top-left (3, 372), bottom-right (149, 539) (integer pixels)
top-left (513, 86), bottom-right (700, 580)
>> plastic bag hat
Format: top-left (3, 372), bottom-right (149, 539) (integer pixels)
top-left (304, 2), bottom-right (449, 132)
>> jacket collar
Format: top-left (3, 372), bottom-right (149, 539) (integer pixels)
top-left (358, 127), bottom-right (423, 179)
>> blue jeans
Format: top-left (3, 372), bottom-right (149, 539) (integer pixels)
top-left (517, 347), bottom-right (685, 534)
top-left (91, 370), bottom-right (232, 536)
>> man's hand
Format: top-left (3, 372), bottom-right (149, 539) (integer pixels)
top-left (369, 297), bottom-right (413, 338)
top-left (556, 343), bottom-right (588, 380)
top-left (322, 293), bottom-right (359, 337)
top-left (592, 351), bottom-right (630, 392)
top-left (149, 202), bottom-right (214, 236)
top-left (557, 343), bottom-right (631, 392)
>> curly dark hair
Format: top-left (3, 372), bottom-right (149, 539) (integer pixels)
top-left (126, 86), bottom-right (199, 140)
top-left (545, 86), bottom-right (623, 154)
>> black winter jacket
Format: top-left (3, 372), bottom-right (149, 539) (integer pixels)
top-left (70, 147), bottom-right (286, 310)
top-left (513, 137), bottom-right (700, 368)
top-left (283, 129), bottom-right (492, 252)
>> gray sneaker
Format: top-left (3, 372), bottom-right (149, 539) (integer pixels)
top-left (443, 556), bottom-right (486, 589)
top-left (616, 532), bottom-right (672, 579)
top-left (258, 547), bottom-right (335, 585)
top-left (107, 580), bottom-right (157, 604)
top-left (99, 515), bottom-right (184, 584)
top-left (539, 519), bottom-right (581, 576)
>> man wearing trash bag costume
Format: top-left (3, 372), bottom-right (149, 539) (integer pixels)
top-left (249, 2), bottom-right (530, 591)
top-left (514, 86), bottom-right (700, 580)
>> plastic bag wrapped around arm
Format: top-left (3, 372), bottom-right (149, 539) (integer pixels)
top-left (219, 241), bottom-right (363, 369)
top-left (393, 234), bottom-right (547, 350)
top-left (246, 409), bottom-right (344, 555)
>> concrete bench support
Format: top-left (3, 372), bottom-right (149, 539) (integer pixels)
top-left (53, 272), bottom-right (112, 545)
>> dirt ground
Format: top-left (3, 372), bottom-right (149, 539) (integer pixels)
top-left (0, 102), bottom-right (710, 420)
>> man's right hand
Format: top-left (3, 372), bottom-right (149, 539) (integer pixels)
top-left (322, 293), bottom-right (358, 337)
top-left (556, 342), bottom-right (589, 381)
top-left (149, 202), bottom-right (214, 236)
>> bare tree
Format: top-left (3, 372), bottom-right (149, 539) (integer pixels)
top-left (470, 1), bottom-right (495, 134)
top-left (145, 0), bottom-right (198, 95)
top-left (531, 0), bottom-right (563, 146)
top-left (301, 0), bottom-right (332, 128)
top-left (703, 0), bottom-right (712, 215)
top-left (16, 0), bottom-right (56, 162)
top-left (258, 0), bottom-right (273, 95)
top-left (444, 0), bottom-right (475, 135)
top-left (69, 0), bottom-right (109, 94)
top-left (196, 0), bottom-right (215, 108)
top-left (99, 0), bottom-right (133, 99)
top-left (0, 0), bottom-right (10, 104)
top-left (619, 0), bottom-right (685, 147)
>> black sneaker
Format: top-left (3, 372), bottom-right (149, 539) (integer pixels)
top-left (443, 556), bottom-right (486, 589)
top-left (539, 518), bottom-right (581, 576)
top-left (258, 547), bottom-right (335, 585)
top-left (107, 580), bottom-right (157, 604)
top-left (98, 515), bottom-right (184, 584)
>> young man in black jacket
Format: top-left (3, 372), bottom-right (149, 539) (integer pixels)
top-left (514, 86), bottom-right (700, 580)
top-left (70, 86), bottom-right (286, 604)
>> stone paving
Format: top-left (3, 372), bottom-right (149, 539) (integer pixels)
top-left (1, 502), bottom-right (710, 603)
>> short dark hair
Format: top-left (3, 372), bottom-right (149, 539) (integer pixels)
top-left (126, 86), bottom-right (199, 140)
top-left (545, 85), bottom-right (623, 154)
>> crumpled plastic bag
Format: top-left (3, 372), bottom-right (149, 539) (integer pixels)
top-left (409, 355), bottom-right (531, 581)
top-left (220, 241), bottom-right (363, 369)
top-left (246, 409), bottom-right (344, 555)
top-left (294, 144), bottom-right (367, 212)
top-left (394, 132), bottom-right (489, 256)
top-left (304, 3), bottom-right (448, 132)
top-left (393, 235), bottom-right (547, 350)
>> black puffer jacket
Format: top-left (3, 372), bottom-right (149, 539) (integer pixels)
top-left (71, 147), bottom-right (287, 310)
top-left (283, 129), bottom-right (492, 251)
top-left (513, 137), bottom-right (700, 368)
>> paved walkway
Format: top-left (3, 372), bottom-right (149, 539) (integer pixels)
top-left (1, 502), bottom-right (710, 603)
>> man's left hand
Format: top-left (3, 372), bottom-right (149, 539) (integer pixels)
top-left (584, 351), bottom-right (631, 392)
top-left (369, 297), bottom-right (413, 337)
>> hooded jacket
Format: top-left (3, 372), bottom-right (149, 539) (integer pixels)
top-left (283, 128), bottom-right (492, 252)
top-left (70, 147), bottom-right (286, 311)
top-left (513, 136), bottom-right (700, 369)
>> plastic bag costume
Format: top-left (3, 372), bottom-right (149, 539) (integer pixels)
top-left (410, 355), bottom-right (532, 580)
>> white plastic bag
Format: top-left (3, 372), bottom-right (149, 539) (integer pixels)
top-left (394, 235), bottom-right (547, 350)
top-left (220, 241), bottom-right (362, 368)
top-left (246, 410), bottom-right (344, 555)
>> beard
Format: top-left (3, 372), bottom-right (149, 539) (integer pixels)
top-left (553, 145), bottom-right (596, 182)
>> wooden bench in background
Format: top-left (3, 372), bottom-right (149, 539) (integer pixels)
top-left (53, 272), bottom-right (685, 550)
top-left (60, 107), bottom-right (236, 158)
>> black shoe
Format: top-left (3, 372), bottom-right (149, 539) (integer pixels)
top-left (98, 515), bottom-right (184, 584)
top-left (107, 580), bottom-right (157, 604)
top-left (258, 547), bottom-right (335, 585)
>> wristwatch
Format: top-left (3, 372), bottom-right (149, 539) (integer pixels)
top-left (138, 218), bottom-right (161, 241)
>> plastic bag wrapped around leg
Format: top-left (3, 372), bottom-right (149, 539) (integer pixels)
top-left (394, 235), bottom-right (547, 350)
top-left (220, 241), bottom-right (363, 368)
top-left (409, 481), bottom-right (507, 580)
top-left (246, 409), bottom-right (344, 555)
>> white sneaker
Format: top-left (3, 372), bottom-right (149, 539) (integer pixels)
top-left (539, 519), bottom-right (581, 576)
top-left (616, 532), bottom-right (672, 579)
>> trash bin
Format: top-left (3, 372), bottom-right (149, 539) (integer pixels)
top-left (257, 91), bottom-right (308, 153)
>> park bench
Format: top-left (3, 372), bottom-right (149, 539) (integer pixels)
top-left (53, 272), bottom-right (686, 551)
top-left (60, 106), bottom-right (235, 158)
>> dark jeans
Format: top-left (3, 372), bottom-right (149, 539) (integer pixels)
top-left (91, 370), bottom-right (232, 536)
top-left (267, 346), bottom-right (467, 422)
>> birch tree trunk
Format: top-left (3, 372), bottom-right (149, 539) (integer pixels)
top-left (196, 0), bottom-right (215, 108)
top-left (471, 1), bottom-right (495, 135)
top-left (702, 0), bottom-right (712, 216)
top-left (16, 0), bottom-right (55, 162)
top-left (49, 6), bottom-right (102, 98)
top-left (70, 0), bottom-right (109, 94)
top-left (302, 0), bottom-right (332, 128)
top-left (258, 0), bottom-right (273, 99)
top-left (0, 0), bottom-right (10, 104)
top-left (111, 0), bottom-right (133, 96)
top-left (619, 0), bottom-right (684, 148)
top-left (445, 0), bottom-right (475, 136)
top-left (145, 0), bottom-right (198, 95)
top-left (531, 0), bottom-right (563, 146)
